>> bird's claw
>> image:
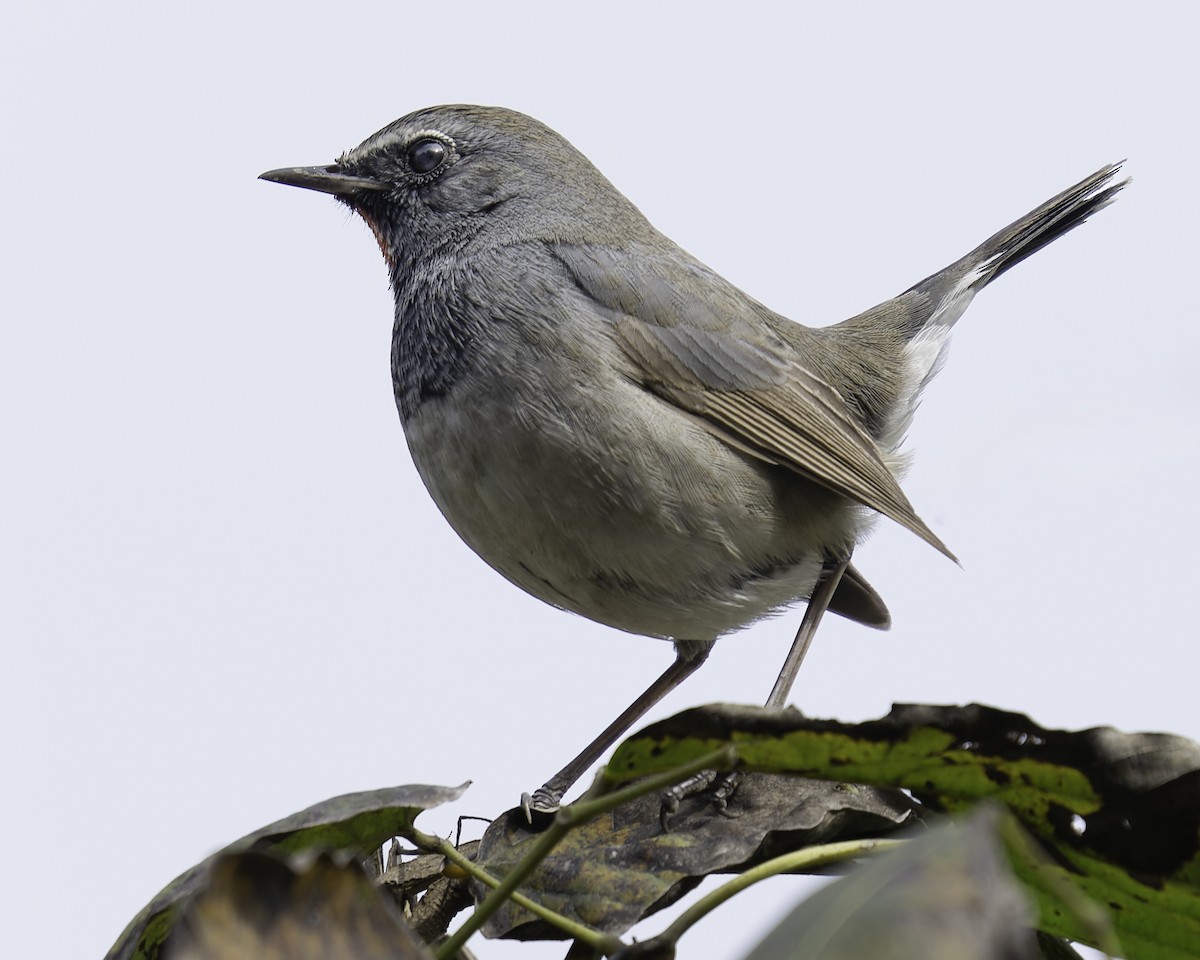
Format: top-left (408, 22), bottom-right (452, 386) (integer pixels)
top-left (659, 793), bottom-right (679, 833)
top-left (521, 786), bottom-right (562, 823)
top-left (712, 771), bottom-right (743, 817)
top-left (659, 769), bottom-right (731, 830)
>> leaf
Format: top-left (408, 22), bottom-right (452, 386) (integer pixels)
top-left (166, 850), bottom-right (433, 960)
top-left (740, 805), bottom-right (1039, 960)
top-left (608, 703), bottom-right (1200, 958)
top-left (249, 784), bottom-right (471, 858)
top-left (105, 782), bottom-right (469, 960)
top-left (998, 779), bottom-right (1200, 960)
top-left (474, 774), bottom-right (913, 939)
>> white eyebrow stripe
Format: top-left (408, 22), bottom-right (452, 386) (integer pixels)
top-left (343, 128), bottom-right (454, 164)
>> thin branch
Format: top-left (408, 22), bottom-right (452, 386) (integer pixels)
top-left (632, 837), bottom-right (904, 955)
top-left (424, 746), bottom-right (737, 959)
top-left (411, 827), bottom-right (611, 949)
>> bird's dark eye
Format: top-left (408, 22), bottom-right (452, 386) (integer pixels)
top-left (408, 138), bottom-right (446, 175)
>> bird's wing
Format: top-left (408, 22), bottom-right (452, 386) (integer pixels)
top-left (551, 242), bottom-right (955, 561)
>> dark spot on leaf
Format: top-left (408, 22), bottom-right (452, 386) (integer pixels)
top-left (983, 765), bottom-right (1012, 786)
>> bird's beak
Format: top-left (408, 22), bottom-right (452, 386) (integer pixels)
top-left (258, 164), bottom-right (389, 196)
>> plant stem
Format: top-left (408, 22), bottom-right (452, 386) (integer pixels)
top-left (640, 837), bottom-right (904, 953)
top-left (409, 826), bottom-right (614, 951)
top-left (430, 746), bottom-right (736, 959)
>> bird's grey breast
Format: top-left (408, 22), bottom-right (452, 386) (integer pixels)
top-left (390, 254), bottom-right (491, 421)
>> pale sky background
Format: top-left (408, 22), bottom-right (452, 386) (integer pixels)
top-left (3, 4), bottom-right (1197, 959)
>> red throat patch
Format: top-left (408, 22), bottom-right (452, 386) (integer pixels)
top-left (355, 207), bottom-right (395, 270)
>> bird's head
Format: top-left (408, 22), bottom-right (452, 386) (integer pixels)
top-left (260, 104), bottom-right (645, 277)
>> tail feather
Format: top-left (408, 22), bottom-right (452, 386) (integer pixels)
top-left (976, 162), bottom-right (1128, 285)
top-left (924, 162), bottom-right (1130, 297)
top-left (868, 162), bottom-right (1127, 453)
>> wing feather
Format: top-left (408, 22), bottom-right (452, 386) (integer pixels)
top-left (553, 241), bottom-right (955, 561)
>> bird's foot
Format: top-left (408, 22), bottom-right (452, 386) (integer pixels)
top-left (521, 786), bottom-right (563, 823)
top-left (659, 770), bottom-right (743, 830)
top-left (711, 770), bottom-right (743, 812)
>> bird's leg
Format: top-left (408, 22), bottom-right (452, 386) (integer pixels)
top-left (764, 554), bottom-right (851, 709)
top-left (662, 555), bottom-right (852, 824)
top-left (522, 640), bottom-right (713, 820)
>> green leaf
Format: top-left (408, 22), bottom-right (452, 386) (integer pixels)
top-left (607, 703), bottom-right (1200, 958)
top-left (105, 782), bottom-right (469, 960)
top-left (253, 784), bottom-right (470, 858)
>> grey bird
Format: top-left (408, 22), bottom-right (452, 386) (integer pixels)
top-left (260, 105), bottom-right (1126, 816)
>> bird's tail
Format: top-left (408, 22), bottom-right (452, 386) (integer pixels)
top-left (914, 162), bottom-right (1129, 305)
top-left (845, 162), bottom-right (1128, 456)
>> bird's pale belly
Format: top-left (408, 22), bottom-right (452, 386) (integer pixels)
top-left (402, 389), bottom-right (855, 643)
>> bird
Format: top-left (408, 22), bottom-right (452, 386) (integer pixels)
top-left (260, 105), bottom-right (1126, 817)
